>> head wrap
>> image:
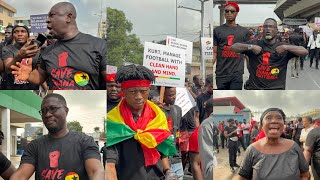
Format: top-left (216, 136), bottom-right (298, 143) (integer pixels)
top-left (260, 108), bottom-right (286, 124)
top-left (12, 24), bottom-right (30, 37)
top-left (224, 2), bottom-right (240, 12)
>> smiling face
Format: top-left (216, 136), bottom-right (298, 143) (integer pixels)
top-left (41, 97), bottom-right (68, 134)
top-left (261, 111), bottom-right (284, 139)
top-left (224, 5), bottom-right (238, 22)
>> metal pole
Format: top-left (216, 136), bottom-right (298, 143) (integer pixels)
top-left (176, 0), bottom-right (178, 38)
top-left (200, 0), bottom-right (205, 80)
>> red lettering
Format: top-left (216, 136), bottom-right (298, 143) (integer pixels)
top-left (255, 64), bottom-right (278, 80)
top-left (50, 68), bottom-right (74, 79)
top-left (40, 169), bottom-right (65, 180)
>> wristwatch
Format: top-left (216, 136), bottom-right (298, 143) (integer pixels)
top-left (248, 44), bottom-right (254, 50)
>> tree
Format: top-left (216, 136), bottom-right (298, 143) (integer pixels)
top-left (67, 121), bottom-right (83, 132)
top-left (107, 7), bottom-right (144, 67)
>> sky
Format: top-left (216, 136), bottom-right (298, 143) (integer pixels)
top-left (18, 91), bottom-right (106, 135)
top-left (4, 0), bottom-right (106, 36)
top-left (214, 90), bottom-right (320, 117)
top-left (109, 0), bottom-right (280, 43)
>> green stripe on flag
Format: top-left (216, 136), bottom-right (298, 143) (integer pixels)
top-left (156, 135), bottom-right (177, 156)
top-left (106, 120), bottom-right (136, 147)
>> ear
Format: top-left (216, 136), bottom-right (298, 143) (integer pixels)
top-left (66, 13), bottom-right (73, 23)
top-left (65, 107), bottom-right (69, 115)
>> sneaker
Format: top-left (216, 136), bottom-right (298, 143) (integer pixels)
top-left (296, 73), bottom-right (299, 78)
top-left (310, 64), bottom-right (312, 67)
top-left (230, 167), bottom-right (235, 173)
top-left (291, 74), bottom-right (295, 79)
top-left (234, 164), bottom-right (240, 168)
top-left (316, 67), bottom-right (319, 70)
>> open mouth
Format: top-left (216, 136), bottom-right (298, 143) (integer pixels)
top-left (269, 127), bottom-right (280, 133)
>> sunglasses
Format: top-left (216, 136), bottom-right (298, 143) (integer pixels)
top-left (225, 9), bottom-right (237, 14)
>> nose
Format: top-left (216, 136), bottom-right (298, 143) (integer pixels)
top-left (134, 91), bottom-right (143, 101)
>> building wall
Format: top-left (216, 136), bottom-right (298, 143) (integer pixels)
top-left (0, 2), bottom-right (16, 41)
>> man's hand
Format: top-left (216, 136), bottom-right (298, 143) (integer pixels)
top-left (276, 45), bottom-right (288, 55)
top-left (11, 58), bottom-right (33, 81)
top-left (251, 45), bottom-right (262, 55)
top-left (17, 39), bottom-right (40, 59)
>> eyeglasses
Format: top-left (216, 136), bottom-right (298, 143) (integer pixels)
top-left (225, 9), bottom-right (237, 14)
top-left (263, 25), bottom-right (277, 29)
top-left (39, 106), bottom-right (64, 116)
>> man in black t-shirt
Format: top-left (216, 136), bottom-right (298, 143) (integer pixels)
top-left (304, 118), bottom-right (320, 179)
top-left (2, 25), bottom-right (39, 90)
top-left (231, 18), bottom-right (308, 90)
top-left (292, 117), bottom-right (304, 147)
top-left (289, 28), bottom-right (305, 78)
top-left (10, 93), bottom-right (104, 180)
top-left (0, 25), bottom-right (14, 89)
top-left (213, 2), bottom-right (250, 90)
top-left (196, 74), bottom-right (213, 124)
top-left (11, 2), bottom-right (107, 90)
top-left (191, 75), bottom-right (203, 96)
top-left (161, 87), bottom-right (184, 179)
top-left (106, 73), bottom-right (121, 112)
top-left (224, 118), bottom-right (239, 173)
top-left (0, 152), bottom-right (16, 180)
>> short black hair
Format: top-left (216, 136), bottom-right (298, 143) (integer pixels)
top-left (193, 75), bottom-right (199, 81)
top-left (43, 93), bottom-right (67, 106)
top-left (298, 117), bottom-right (302, 122)
top-left (264, 18), bottom-right (277, 25)
top-left (294, 28), bottom-right (301, 33)
top-left (205, 74), bottom-right (213, 85)
top-left (116, 64), bottom-right (155, 84)
top-left (6, 25), bottom-right (13, 30)
top-left (303, 116), bottom-right (313, 123)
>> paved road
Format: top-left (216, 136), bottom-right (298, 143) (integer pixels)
top-left (213, 58), bottom-right (320, 90)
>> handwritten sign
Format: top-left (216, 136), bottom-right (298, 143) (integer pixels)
top-left (174, 87), bottom-right (196, 116)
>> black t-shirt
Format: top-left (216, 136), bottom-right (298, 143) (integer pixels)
top-left (243, 40), bottom-right (296, 90)
top-left (2, 44), bottom-right (39, 90)
top-left (180, 107), bottom-right (196, 132)
top-left (40, 32), bottom-right (107, 90)
top-left (107, 98), bottom-right (121, 113)
top-left (224, 126), bottom-right (237, 138)
top-left (294, 123), bottom-right (304, 139)
top-left (196, 92), bottom-right (212, 124)
top-left (213, 24), bottom-right (251, 77)
top-left (0, 152), bottom-right (11, 175)
top-left (289, 34), bottom-right (304, 46)
top-left (107, 138), bottom-right (165, 180)
top-left (305, 127), bottom-right (320, 176)
top-left (191, 85), bottom-right (203, 96)
top-left (21, 131), bottom-right (101, 180)
top-left (161, 105), bottom-right (182, 164)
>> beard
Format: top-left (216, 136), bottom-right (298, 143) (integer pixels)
top-left (46, 125), bottom-right (63, 134)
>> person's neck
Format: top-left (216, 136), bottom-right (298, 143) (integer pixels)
top-left (49, 128), bottom-right (69, 139)
top-left (226, 21), bottom-right (237, 27)
top-left (60, 28), bottom-right (80, 41)
top-left (128, 105), bottom-right (144, 116)
top-left (263, 38), bottom-right (276, 45)
top-left (264, 137), bottom-right (281, 146)
top-left (305, 124), bottom-right (311, 129)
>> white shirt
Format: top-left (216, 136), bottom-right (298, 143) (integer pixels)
top-left (308, 34), bottom-right (317, 49)
top-left (241, 123), bottom-right (250, 135)
top-left (315, 34), bottom-right (320, 49)
top-left (300, 126), bottom-right (314, 148)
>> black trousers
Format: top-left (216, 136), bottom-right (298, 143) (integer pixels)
top-left (228, 140), bottom-right (238, 167)
top-left (300, 56), bottom-right (305, 69)
top-left (237, 136), bottom-right (246, 152)
top-left (216, 74), bottom-right (243, 90)
top-left (213, 136), bottom-right (219, 150)
top-left (220, 135), bottom-right (226, 148)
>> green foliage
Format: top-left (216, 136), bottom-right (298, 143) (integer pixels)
top-left (67, 121), bottom-right (83, 132)
top-left (107, 7), bottom-right (144, 67)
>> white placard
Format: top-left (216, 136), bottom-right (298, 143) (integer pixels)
top-left (174, 87), bottom-right (196, 116)
top-left (315, 17), bottom-right (320, 27)
top-left (106, 65), bottom-right (117, 74)
top-left (201, 37), bottom-right (213, 60)
top-left (143, 42), bottom-right (185, 87)
top-left (166, 36), bottom-right (193, 63)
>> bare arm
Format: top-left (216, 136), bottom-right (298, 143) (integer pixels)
top-left (300, 171), bottom-right (310, 180)
top-left (212, 46), bottom-right (217, 65)
top-left (106, 163), bottom-right (118, 180)
top-left (190, 152), bottom-right (203, 180)
top-left (9, 163), bottom-right (35, 180)
top-left (1, 164), bottom-right (15, 180)
top-left (28, 67), bottom-right (48, 85)
top-left (195, 111), bottom-right (200, 127)
top-left (280, 45), bottom-right (308, 57)
top-left (303, 146), bottom-right (313, 165)
top-left (224, 129), bottom-right (236, 138)
top-left (0, 60), bottom-right (4, 73)
top-left (161, 156), bottom-right (170, 175)
top-left (230, 43), bottom-right (250, 53)
top-left (85, 158), bottom-right (104, 180)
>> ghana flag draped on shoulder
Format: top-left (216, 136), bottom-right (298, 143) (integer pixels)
top-left (107, 99), bottom-right (177, 166)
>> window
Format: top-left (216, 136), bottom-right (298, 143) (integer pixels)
top-left (0, 7), bottom-right (3, 13)
top-left (0, 20), bottom-right (3, 26)
top-left (8, 11), bottom-right (13, 17)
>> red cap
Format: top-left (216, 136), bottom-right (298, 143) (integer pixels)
top-left (106, 73), bottom-right (116, 82)
top-left (224, 2), bottom-right (240, 12)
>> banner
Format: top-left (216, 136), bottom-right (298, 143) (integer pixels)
top-left (174, 87), bottom-right (196, 116)
top-left (30, 14), bottom-right (48, 33)
top-left (201, 37), bottom-right (213, 60)
top-left (143, 42), bottom-right (185, 87)
top-left (166, 36), bottom-right (193, 63)
top-left (315, 17), bottom-right (320, 27)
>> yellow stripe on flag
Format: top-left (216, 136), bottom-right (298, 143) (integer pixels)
top-left (145, 101), bottom-right (169, 131)
top-left (134, 129), bottom-right (158, 148)
top-left (107, 102), bottom-right (125, 124)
